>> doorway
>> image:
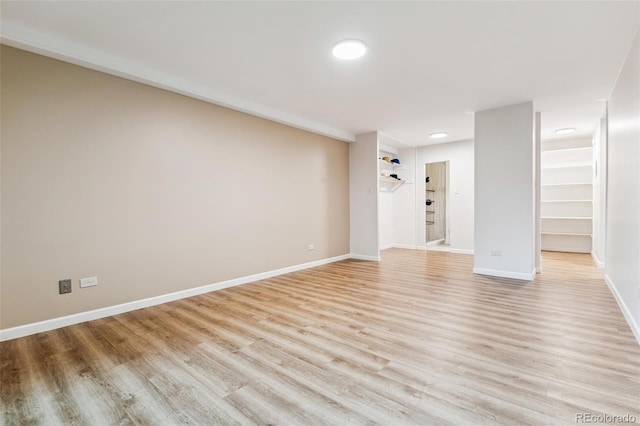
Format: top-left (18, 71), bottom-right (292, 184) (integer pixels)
top-left (425, 161), bottom-right (449, 250)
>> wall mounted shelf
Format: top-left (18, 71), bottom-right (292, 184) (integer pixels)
top-left (379, 176), bottom-right (405, 192)
top-left (379, 159), bottom-right (405, 170)
top-left (542, 232), bottom-right (592, 236)
top-left (541, 163), bottom-right (592, 170)
top-left (541, 182), bottom-right (592, 186)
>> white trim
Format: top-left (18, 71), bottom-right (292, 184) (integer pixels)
top-left (541, 247), bottom-right (591, 254)
top-left (472, 267), bottom-right (535, 281)
top-left (425, 247), bottom-right (452, 253)
top-left (604, 274), bottom-right (640, 346)
top-left (349, 254), bottom-right (381, 261)
top-left (0, 22), bottom-right (355, 143)
top-left (0, 254), bottom-right (351, 342)
top-left (450, 248), bottom-right (474, 255)
top-left (591, 252), bottom-right (605, 268)
top-left (536, 267), bottom-right (542, 273)
top-left (391, 244), bottom-right (420, 250)
top-left (378, 245), bottom-right (474, 254)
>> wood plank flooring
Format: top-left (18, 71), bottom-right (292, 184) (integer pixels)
top-left (1, 250), bottom-right (639, 425)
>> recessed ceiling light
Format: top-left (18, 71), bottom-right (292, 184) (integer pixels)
top-left (555, 128), bottom-right (576, 135)
top-left (332, 39), bottom-right (367, 60)
top-left (430, 132), bottom-right (448, 139)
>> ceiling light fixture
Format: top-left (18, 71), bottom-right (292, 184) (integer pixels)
top-left (332, 39), bottom-right (367, 60)
top-left (555, 128), bottom-right (576, 135)
top-left (430, 132), bottom-right (448, 139)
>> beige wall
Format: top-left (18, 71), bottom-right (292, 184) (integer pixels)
top-left (0, 46), bottom-right (350, 329)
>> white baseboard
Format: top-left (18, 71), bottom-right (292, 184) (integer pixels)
top-left (591, 252), bottom-right (605, 268)
top-left (604, 274), bottom-right (640, 346)
top-left (541, 246), bottom-right (590, 254)
top-left (0, 254), bottom-right (351, 342)
top-left (349, 254), bottom-right (381, 261)
top-left (426, 239), bottom-right (445, 247)
top-left (473, 267), bottom-right (535, 281)
top-left (450, 248), bottom-right (474, 255)
top-left (378, 245), bottom-right (474, 255)
top-left (391, 244), bottom-right (419, 250)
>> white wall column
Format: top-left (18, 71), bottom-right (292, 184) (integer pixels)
top-left (592, 113), bottom-right (607, 267)
top-left (474, 102), bottom-right (536, 280)
top-left (349, 132), bottom-right (380, 260)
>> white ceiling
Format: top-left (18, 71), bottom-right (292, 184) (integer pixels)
top-left (1, 1), bottom-right (638, 147)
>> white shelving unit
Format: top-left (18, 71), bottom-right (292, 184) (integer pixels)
top-left (540, 144), bottom-right (593, 253)
top-left (378, 158), bottom-right (407, 192)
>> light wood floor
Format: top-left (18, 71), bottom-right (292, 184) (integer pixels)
top-left (1, 250), bottom-right (639, 425)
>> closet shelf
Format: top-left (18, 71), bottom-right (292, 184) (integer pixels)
top-left (542, 232), bottom-right (592, 237)
top-left (541, 216), bottom-right (592, 220)
top-left (380, 176), bottom-right (404, 183)
top-left (379, 176), bottom-right (405, 192)
top-left (541, 200), bottom-right (592, 203)
top-left (378, 159), bottom-right (405, 170)
top-left (541, 182), bottom-right (592, 187)
top-left (541, 146), bottom-right (594, 154)
top-left (541, 163), bottom-right (592, 170)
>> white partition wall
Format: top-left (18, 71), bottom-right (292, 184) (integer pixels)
top-left (349, 132), bottom-right (380, 260)
top-left (535, 112), bottom-right (542, 272)
top-left (474, 102), bottom-right (536, 280)
top-left (605, 30), bottom-right (640, 343)
top-left (592, 116), bottom-right (607, 267)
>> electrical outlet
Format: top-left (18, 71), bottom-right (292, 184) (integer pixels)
top-left (308, 244), bottom-right (315, 251)
top-left (491, 250), bottom-right (502, 257)
top-left (80, 276), bottom-right (98, 288)
top-left (59, 279), bottom-right (72, 294)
